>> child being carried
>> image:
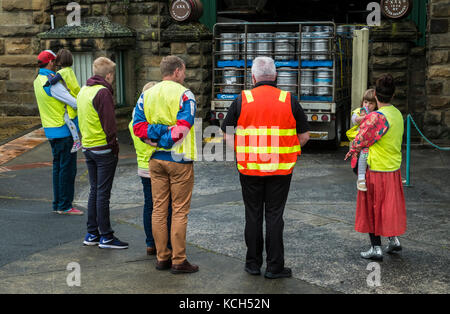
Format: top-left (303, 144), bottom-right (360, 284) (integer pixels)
top-left (45, 49), bottom-right (82, 153)
top-left (345, 89), bottom-right (378, 191)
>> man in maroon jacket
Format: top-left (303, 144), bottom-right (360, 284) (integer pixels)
top-left (77, 57), bottom-right (128, 249)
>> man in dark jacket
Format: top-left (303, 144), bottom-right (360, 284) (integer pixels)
top-left (77, 57), bottom-right (127, 249)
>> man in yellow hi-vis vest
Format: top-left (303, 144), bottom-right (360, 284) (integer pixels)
top-left (133, 56), bottom-right (198, 274)
top-left (33, 50), bottom-right (83, 216)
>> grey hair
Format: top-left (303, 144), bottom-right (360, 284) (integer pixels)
top-left (251, 57), bottom-right (277, 82)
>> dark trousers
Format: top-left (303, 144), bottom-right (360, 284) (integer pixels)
top-left (239, 173), bottom-right (292, 273)
top-left (84, 150), bottom-right (118, 237)
top-left (141, 177), bottom-right (172, 249)
top-left (49, 136), bottom-right (77, 212)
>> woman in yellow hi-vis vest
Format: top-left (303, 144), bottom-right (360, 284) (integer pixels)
top-left (346, 74), bottom-right (406, 261)
top-left (129, 81), bottom-right (173, 256)
top-left (33, 50), bottom-right (82, 216)
top-left (132, 56), bottom-right (198, 274)
top-left (44, 49), bottom-right (82, 153)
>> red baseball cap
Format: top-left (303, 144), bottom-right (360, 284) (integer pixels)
top-left (37, 50), bottom-right (56, 64)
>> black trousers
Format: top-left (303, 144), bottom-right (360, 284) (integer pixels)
top-left (84, 150), bottom-right (118, 237)
top-left (239, 173), bottom-right (292, 273)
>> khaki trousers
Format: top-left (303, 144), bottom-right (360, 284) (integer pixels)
top-left (149, 159), bottom-right (194, 264)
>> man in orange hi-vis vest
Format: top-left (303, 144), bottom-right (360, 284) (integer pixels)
top-left (221, 57), bottom-right (310, 279)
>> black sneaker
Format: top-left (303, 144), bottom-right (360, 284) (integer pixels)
top-left (264, 267), bottom-right (292, 279)
top-left (98, 236), bottom-right (128, 249)
top-left (244, 265), bottom-right (261, 276)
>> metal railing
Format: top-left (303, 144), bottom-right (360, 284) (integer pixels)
top-left (405, 114), bottom-right (450, 187)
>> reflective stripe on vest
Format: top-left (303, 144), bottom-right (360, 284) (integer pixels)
top-left (77, 85), bottom-right (108, 148)
top-left (279, 90), bottom-right (288, 102)
top-left (238, 162), bottom-right (297, 171)
top-left (243, 90), bottom-right (254, 103)
top-left (367, 105), bottom-right (404, 172)
top-left (236, 86), bottom-right (300, 176)
top-left (236, 128), bottom-right (297, 137)
top-left (128, 120), bottom-right (155, 170)
top-left (143, 80), bottom-right (197, 161)
top-left (33, 74), bottom-right (67, 128)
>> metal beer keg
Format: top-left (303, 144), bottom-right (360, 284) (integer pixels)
top-left (220, 33), bottom-right (239, 60)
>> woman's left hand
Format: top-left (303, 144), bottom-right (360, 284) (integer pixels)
top-left (344, 151), bottom-right (352, 161)
top-left (144, 139), bottom-right (158, 147)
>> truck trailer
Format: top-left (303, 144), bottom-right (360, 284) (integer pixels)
top-left (210, 22), bottom-right (356, 148)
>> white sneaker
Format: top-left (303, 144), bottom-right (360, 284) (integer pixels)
top-left (357, 179), bottom-right (367, 191)
top-left (360, 246), bottom-right (383, 261)
top-left (385, 236), bottom-right (402, 253)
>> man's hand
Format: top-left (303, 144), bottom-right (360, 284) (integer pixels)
top-left (298, 132), bottom-right (310, 148)
top-left (144, 139), bottom-right (158, 147)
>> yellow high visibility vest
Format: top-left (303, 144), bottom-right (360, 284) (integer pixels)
top-left (33, 74), bottom-right (67, 128)
top-left (77, 85), bottom-right (108, 148)
top-left (367, 105), bottom-right (404, 172)
top-left (128, 119), bottom-right (155, 170)
top-left (143, 80), bottom-right (197, 161)
top-left (58, 67), bottom-right (80, 119)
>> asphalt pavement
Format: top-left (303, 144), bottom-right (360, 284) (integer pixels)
top-left (0, 128), bottom-right (449, 294)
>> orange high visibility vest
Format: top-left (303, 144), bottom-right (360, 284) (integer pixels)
top-left (235, 85), bottom-right (301, 176)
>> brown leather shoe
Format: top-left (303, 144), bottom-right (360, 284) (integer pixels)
top-left (146, 247), bottom-right (156, 256)
top-left (155, 259), bottom-right (172, 270)
top-left (170, 260), bottom-right (199, 274)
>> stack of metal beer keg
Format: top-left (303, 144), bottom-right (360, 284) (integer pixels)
top-left (219, 32), bottom-right (241, 94)
top-left (218, 25), bottom-right (334, 98)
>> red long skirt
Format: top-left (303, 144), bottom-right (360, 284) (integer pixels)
top-left (355, 169), bottom-right (407, 237)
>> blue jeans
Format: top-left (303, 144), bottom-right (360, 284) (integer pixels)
top-left (141, 177), bottom-right (172, 249)
top-left (49, 136), bottom-right (77, 211)
top-left (84, 150), bottom-right (118, 237)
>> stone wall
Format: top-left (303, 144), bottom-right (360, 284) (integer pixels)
top-left (426, 0), bottom-right (450, 139)
top-left (0, 0), bottom-right (50, 115)
top-left (5, 0), bottom-right (448, 139)
top-left (162, 23), bottom-right (212, 120)
top-left (0, 0), bottom-right (213, 122)
top-left (369, 20), bottom-right (419, 116)
top-left (48, 0), bottom-right (172, 109)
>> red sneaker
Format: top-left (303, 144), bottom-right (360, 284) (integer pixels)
top-left (58, 208), bottom-right (84, 215)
